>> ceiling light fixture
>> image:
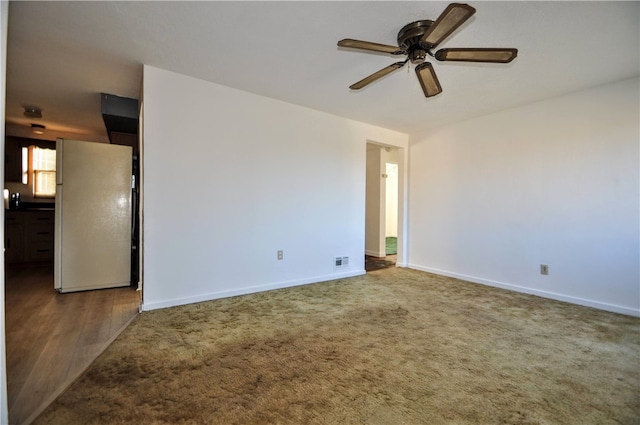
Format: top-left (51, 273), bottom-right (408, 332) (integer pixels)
top-left (31, 124), bottom-right (46, 134)
top-left (24, 106), bottom-right (42, 119)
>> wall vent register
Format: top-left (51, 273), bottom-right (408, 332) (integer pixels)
top-left (335, 257), bottom-right (349, 269)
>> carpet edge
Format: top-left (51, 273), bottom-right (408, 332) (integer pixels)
top-left (141, 269), bottom-right (366, 312)
top-left (408, 264), bottom-right (640, 317)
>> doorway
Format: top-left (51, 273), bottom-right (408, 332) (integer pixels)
top-left (3, 136), bottom-right (142, 422)
top-left (365, 143), bottom-right (402, 271)
top-left (385, 161), bottom-right (399, 255)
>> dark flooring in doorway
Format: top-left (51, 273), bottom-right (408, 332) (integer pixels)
top-left (365, 254), bottom-right (396, 272)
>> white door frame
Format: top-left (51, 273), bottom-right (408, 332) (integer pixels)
top-left (365, 140), bottom-right (408, 267)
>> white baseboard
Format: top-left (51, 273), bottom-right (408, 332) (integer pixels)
top-left (365, 250), bottom-right (386, 257)
top-left (142, 269), bottom-right (366, 311)
top-left (408, 264), bottom-right (640, 318)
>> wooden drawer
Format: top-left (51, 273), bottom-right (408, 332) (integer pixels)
top-left (29, 223), bottom-right (54, 243)
top-left (26, 211), bottom-right (55, 225)
top-left (5, 211), bottom-right (25, 226)
top-left (26, 242), bottom-right (54, 262)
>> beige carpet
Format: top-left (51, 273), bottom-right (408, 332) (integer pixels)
top-left (35, 268), bottom-right (639, 424)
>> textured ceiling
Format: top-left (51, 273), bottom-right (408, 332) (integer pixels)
top-left (5, 1), bottom-right (639, 143)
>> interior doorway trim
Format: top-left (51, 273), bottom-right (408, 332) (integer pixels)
top-left (365, 140), bottom-right (408, 267)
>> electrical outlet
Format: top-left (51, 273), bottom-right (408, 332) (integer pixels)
top-left (277, 250), bottom-right (283, 261)
top-left (540, 264), bottom-right (549, 275)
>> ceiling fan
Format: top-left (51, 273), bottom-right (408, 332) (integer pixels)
top-left (337, 3), bottom-right (518, 97)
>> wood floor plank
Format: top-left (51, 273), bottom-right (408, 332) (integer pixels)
top-left (5, 264), bottom-right (141, 425)
top-left (110, 286), bottom-right (141, 334)
top-left (10, 288), bottom-right (90, 423)
top-left (5, 267), bottom-right (58, 410)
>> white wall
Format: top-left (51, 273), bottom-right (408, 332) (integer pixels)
top-left (408, 77), bottom-right (640, 316)
top-left (385, 162), bottom-right (398, 237)
top-left (141, 66), bottom-right (407, 310)
top-left (383, 147), bottom-right (399, 238)
top-left (0, 1), bottom-right (9, 422)
top-left (365, 146), bottom-right (385, 257)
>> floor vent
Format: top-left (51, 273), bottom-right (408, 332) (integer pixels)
top-left (335, 256), bottom-right (349, 269)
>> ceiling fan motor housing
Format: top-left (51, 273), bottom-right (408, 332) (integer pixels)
top-left (398, 20), bottom-right (433, 64)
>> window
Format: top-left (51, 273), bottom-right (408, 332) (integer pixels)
top-left (27, 146), bottom-right (56, 197)
top-left (21, 147), bottom-right (28, 184)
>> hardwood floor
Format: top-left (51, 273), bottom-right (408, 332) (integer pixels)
top-left (4, 263), bottom-right (140, 425)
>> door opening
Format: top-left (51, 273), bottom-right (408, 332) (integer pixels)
top-left (384, 161), bottom-right (399, 257)
top-left (365, 144), bottom-right (400, 272)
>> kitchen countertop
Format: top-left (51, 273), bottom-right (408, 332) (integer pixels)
top-left (6, 201), bottom-right (55, 212)
top-left (6, 207), bottom-right (55, 212)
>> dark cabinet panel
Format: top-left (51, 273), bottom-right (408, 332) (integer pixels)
top-left (5, 210), bottom-right (55, 264)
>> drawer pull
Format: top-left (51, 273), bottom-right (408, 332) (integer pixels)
top-left (36, 231), bottom-right (51, 235)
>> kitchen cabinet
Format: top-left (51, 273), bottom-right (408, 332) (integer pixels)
top-left (4, 210), bottom-right (55, 264)
top-left (4, 212), bottom-right (25, 263)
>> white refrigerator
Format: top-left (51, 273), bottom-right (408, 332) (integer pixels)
top-left (54, 139), bottom-right (132, 293)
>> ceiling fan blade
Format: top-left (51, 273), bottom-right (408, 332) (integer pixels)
top-left (338, 39), bottom-right (405, 55)
top-left (435, 48), bottom-right (518, 63)
top-left (415, 62), bottom-right (442, 97)
top-left (421, 3), bottom-right (476, 48)
top-left (349, 61), bottom-right (406, 90)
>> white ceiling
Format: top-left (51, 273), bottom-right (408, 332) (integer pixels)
top-left (5, 1), bottom-right (639, 142)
